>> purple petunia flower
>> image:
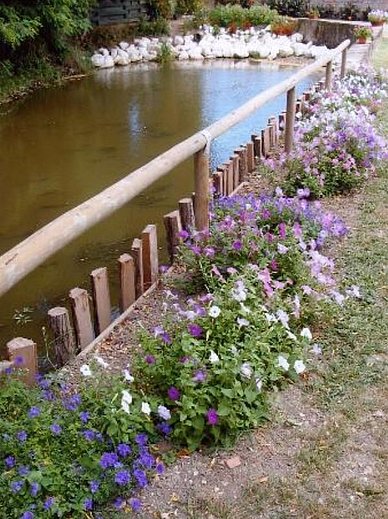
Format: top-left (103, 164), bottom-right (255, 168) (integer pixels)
top-left (114, 470), bottom-right (131, 486)
top-left (117, 443), bottom-right (132, 457)
top-left (134, 433), bottom-right (148, 446)
top-left (206, 408), bottom-right (219, 426)
top-left (177, 229), bottom-right (189, 240)
top-left (79, 411), bottom-right (90, 424)
top-left (167, 386), bottom-right (180, 401)
top-left (99, 452), bottom-right (119, 469)
top-left (187, 323), bottom-right (203, 338)
top-left (138, 450), bottom-right (154, 469)
top-left (62, 394), bottom-right (81, 412)
top-left (157, 422), bottom-right (172, 436)
top-left (30, 482), bottom-right (40, 497)
top-left (129, 498), bottom-right (142, 512)
top-left (11, 480), bottom-right (24, 493)
top-left (156, 463), bottom-right (165, 475)
top-left (114, 497), bottom-right (125, 510)
top-left (50, 424), bottom-right (62, 436)
top-left (133, 469), bottom-right (148, 488)
top-left (27, 407), bottom-right (41, 419)
top-left (42, 390), bottom-right (55, 401)
top-left (232, 240), bottom-right (243, 251)
top-left (90, 480), bottom-right (100, 494)
top-left (83, 498), bottom-right (93, 511)
top-left (5, 455), bottom-right (15, 468)
top-left (43, 497), bottom-right (54, 510)
top-left (193, 370), bottom-right (206, 383)
top-left (144, 355), bottom-right (156, 365)
top-left (82, 430), bottom-right (95, 441)
top-left (18, 465), bottom-right (29, 476)
top-left (16, 430), bottom-right (27, 442)
top-left (21, 512), bottom-right (34, 519)
top-left (14, 355), bottom-right (24, 367)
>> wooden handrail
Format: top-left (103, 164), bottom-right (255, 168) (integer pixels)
top-left (0, 39), bottom-right (350, 298)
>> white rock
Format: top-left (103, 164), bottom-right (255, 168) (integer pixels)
top-left (178, 50), bottom-right (189, 60)
top-left (174, 35), bottom-right (184, 46)
top-left (99, 47), bottom-right (109, 56)
top-left (91, 53), bottom-right (104, 67)
top-left (119, 41), bottom-right (129, 50)
top-left (100, 55), bottom-right (115, 68)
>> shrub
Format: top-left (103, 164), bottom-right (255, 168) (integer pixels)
top-left (267, 0), bottom-right (310, 18)
top-left (271, 16), bottom-right (297, 36)
top-left (208, 4), bottom-right (278, 29)
top-left (175, 0), bottom-right (204, 16)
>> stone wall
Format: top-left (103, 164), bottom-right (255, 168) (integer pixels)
top-left (310, 0), bottom-right (388, 10)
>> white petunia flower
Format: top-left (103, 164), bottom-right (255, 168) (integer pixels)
top-left (95, 356), bottom-right (109, 368)
top-left (237, 317), bottom-right (250, 328)
top-left (346, 285), bottom-right (361, 298)
top-left (209, 350), bottom-right (220, 364)
top-left (300, 327), bottom-right (313, 341)
top-left (277, 355), bottom-right (290, 371)
top-left (157, 405), bottom-right (171, 421)
top-left (208, 305), bottom-right (221, 318)
top-left (80, 364), bottom-right (92, 377)
top-left (123, 369), bottom-right (134, 383)
top-left (294, 360), bottom-right (306, 374)
top-left (240, 362), bottom-right (253, 379)
top-left (255, 378), bottom-right (263, 392)
top-left (265, 312), bottom-right (277, 323)
top-left (276, 309), bottom-right (290, 329)
top-left (141, 402), bottom-right (151, 415)
top-left (277, 244), bottom-right (289, 255)
top-left (122, 390), bottom-right (133, 405)
top-left (121, 401), bottom-right (130, 414)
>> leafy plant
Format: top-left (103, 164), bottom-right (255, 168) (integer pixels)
top-left (267, 0), bottom-right (310, 18)
top-left (354, 25), bottom-right (373, 40)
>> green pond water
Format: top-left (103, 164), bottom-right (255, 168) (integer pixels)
top-left (0, 60), bottom-right (319, 359)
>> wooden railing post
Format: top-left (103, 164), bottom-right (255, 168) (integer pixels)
top-left (285, 87), bottom-right (296, 153)
top-left (325, 60), bottom-right (333, 91)
top-left (341, 48), bottom-right (347, 79)
top-left (118, 253), bottom-right (136, 312)
top-left (194, 146), bottom-right (210, 231)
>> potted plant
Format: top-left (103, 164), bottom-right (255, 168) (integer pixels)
top-left (271, 17), bottom-right (297, 36)
top-left (354, 26), bottom-right (372, 44)
top-left (307, 8), bottom-right (320, 20)
top-left (368, 9), bottom-right (388, 27)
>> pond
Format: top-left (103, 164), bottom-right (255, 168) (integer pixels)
top-left (0, 60), bottom-right (319, 357)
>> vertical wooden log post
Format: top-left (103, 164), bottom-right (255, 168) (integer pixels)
top-left (269, 117), bottom-right (278, 146)
top-left (179, 198), bottom-right (195, 231)
top-left (48, 307), bottom-right (76, 367)
top-left (131, 238), bottom-right (144, 299)
top-left (216, 165), bottom-right (226, 196)
top-left (7, 337), bottom-right (38, 386)
top-left (246, 142), bottom-right (255, 173)
top-left (227, 160), bottom-right (234, 194)
top-left (142, 224), bottom-right (158, 290)
top-left (252, 135), bottom-right (262, 159)
top-left (236, 147), bottom-right (247, 181)
top-left (194, 146), bottom-right (210, 232)
top-left (341, 48), bottom-right (347, 79)
top-left (91, 267), bottom-right (111, 334)
top-left (285, 86), bottom-right (296, 153)
top-left (212, 172), bottom-right (222, 197)
top-left (69, 287), bottom-right (95, 349)
top-left (279, 111), bottom-right (286, 133)
top-left (325, 60), bottom-right (333, 91)
top-left (231, 154), bottom-right (240, 189)
top-left (164, 210), bottom-right (182, 263)
top-left (118, 253), bottom-right (135, 312)
top-left (261, 128), bottom-right (271, 157)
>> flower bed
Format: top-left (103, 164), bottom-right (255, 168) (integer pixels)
top-left (1, 70), bottom-right (387, 517)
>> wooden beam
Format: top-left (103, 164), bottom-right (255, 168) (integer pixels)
top-left (91, 267), bottom-right (111, 334)
top-left (131, 238), bottom-right (144, 299)
top-left (164, 210), bottom-right (182, 263)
